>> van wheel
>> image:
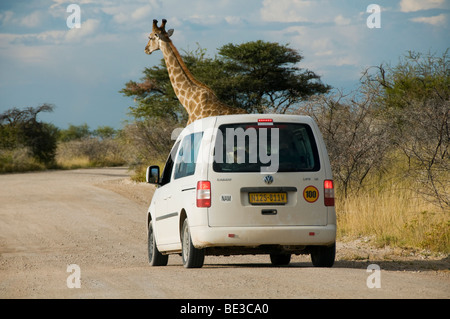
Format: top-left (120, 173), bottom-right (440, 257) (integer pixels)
top-left (270, 253), bottom-right (291, 266)
top-left (181, 219), bottom-right (204, 268)
top-left (311, 243), bottom-right (335, 267)
top-left (148, 220), bottom-right (168, 266)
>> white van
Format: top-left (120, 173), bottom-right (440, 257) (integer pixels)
top-left (146, 114), bottom-right (336, 268)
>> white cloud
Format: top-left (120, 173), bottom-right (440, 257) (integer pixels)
top-left (0, 33), bottom-right (63, 64)
top-left (0, 11), bottom-right (14, 25)
top-left (334, 15), bottom-right (351, 26)
top-left (262, 21), bottom-right (374, 89)
top-left (0, 10), bottom-right (48, 29)
top-left (273, 24), bottom-right (363, 69)
top-left (132, 5), bottom-right (152, 20)
top-left (112, 12), bottom-right (128, 25)
top-left (400, 0), bottom-right (447, 12)
top-left (0, 18), bottom-right (101, 49)
top-left (50, 0), bottom-right (96, 9)
top-left (225, 16), bottom-right (243, 25)
top-left (410, 13), bottom-right (447, 26)
top-left (66, 19), bottom-right (100, 42)
top-left (101, 1), bottom-right (159, 25)
top-left (188, 14), bottom-right (223, 26)
top-left (260, 0), bottom-right (357, 26)
top-left (165, 17), bottom-right (183, 28)
top-left (20, 11), bottom-right (45, 28)
top-left (259, 0), bottom-right (369, 79)
top-left (261, 0), bottom-right (317, 23)
top-left (0, 30), bottom-right (65, 47)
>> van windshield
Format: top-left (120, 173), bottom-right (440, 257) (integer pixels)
top-left (213, 122), bottom-right (320, 173)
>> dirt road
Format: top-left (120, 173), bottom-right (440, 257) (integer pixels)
top-left (0, 168), bottom-right (448, 299)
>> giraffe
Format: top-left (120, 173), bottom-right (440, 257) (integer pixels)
top-left (145, 19), bottom-right (247, 125)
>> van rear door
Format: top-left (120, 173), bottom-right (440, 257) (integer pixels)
top-left (207, 116), bottom-right (329, 227)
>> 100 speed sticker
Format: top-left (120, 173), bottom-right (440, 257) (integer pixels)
top-left (303, 186), bottom-right (319, 203)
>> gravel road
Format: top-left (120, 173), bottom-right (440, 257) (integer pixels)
top-left (0, 168), bottom-right (448, 299)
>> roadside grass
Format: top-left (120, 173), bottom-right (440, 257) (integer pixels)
top-left (1, 139), bottom-right (128, 173)
top-left (129, 160), bottom-right (166, 182)
top-left (56, 155), bottom-right (92, 169)
top-left (0, 148), bottom-right (46, 173)
top-left (336, 179), bottom-right (450, 254)
top-left (129, 164), bottom-right (147, 182)
top-left (55, 139), bottom-right (127, 169)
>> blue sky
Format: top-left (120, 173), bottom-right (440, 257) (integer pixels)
top-left (0, 0), bottom-right (448, 129)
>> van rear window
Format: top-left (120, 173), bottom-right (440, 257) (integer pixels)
top-left (213, 123), bottom-right (320, 173)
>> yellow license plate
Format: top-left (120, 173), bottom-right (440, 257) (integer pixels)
top-left (249, 192), bottom-right (287, 205)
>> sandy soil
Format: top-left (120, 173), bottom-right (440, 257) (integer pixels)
top-left (0, 168), bottom-right (448, 299)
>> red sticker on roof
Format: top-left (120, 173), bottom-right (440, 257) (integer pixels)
top-left (258, 119), bottom-right (273, 125)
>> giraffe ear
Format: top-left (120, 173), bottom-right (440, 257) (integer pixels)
top-left (167, 29), bottom-right (174, 37)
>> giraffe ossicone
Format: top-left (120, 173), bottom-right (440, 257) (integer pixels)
top-left (145, 19), bottom-right (247, 125)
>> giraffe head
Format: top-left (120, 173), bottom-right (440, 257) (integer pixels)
top-left (145, 19), bottom-right (174, 55)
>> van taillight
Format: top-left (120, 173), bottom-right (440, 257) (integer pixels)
top-left (197, 181), bottom-right (211, 208)
top-left (324, 180), bottom-right (335, 206)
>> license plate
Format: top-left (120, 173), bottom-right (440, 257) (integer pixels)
top-left (249, 192), bottom-right (287, 205)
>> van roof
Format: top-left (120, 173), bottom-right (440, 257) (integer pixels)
top-left (188, 114), bottom-right (314, 127)
top-left (176, 114), bottom-right (316, 142)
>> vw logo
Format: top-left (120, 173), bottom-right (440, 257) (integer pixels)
top-left (263, 175), bottom-right (274, 185)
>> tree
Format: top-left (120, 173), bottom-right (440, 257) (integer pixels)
top-left (364, 50), bottom-right (449, 209)
top-left (93, 126), bottom-right (117, 140)
top-left (58, 123), bottom-right (91, 142)
top-left (0, 104), bottom-right (58, 165)
top-left (216, 41), bottom-right (330, 113)
top-left (367, 50), bottom-right (449, 111)
top-left (121, 56), bottom-right (187, 122)
top-left (121, 41), bottom-right (330, 122)
top-left (120, 117), bottom-right (180, 180)
top-left (302, 89), bottom-right (390, 197)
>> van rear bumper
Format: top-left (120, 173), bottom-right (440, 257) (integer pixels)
top-left (190, 224), bottom-right (336, 249)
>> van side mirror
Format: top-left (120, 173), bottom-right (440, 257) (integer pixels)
top-left (146, 165), bottom-right (160, 184)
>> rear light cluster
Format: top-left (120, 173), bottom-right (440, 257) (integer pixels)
top-left (196, 181), bottom-right (211, 208)
top-left (324, 180), bottom-right (335, 206)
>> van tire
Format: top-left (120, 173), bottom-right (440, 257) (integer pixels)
top-left (148, 220), bottom-right (168, 266)
top-left (270, 253), bottom-right (291, 266)
top-left (181, 219), bottom-right (205, 268)
top-left (311, 243), bottom-right (335, 267)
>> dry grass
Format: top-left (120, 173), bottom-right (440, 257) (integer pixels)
top-left (0, 147), bottom-right (46, 173)
top-left (1, 140), bottom-right (127, 172)
top-left (336, 180), bottom-right (450, 254)
top-left (55, 138), bottom-right (126, 169)
top-left (56, 155), bottom-right (92, 169)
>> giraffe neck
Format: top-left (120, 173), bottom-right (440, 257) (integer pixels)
top-left (160, 41), bottom-right (209, 110)
top-left (158, 40), bottom-right (246, 124)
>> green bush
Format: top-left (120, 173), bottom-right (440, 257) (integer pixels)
top-left (0, 104), bottom-right (58, 171)
top-left (0, 147), bottom-right (46, 173)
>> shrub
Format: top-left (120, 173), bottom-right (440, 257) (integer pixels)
top-left (120, 117), bottom-right (180, 181)
top-left (0, 104), bottom-right (58, 167)
top-left (0, 147), bottom-right (45, 173)
top-left (56, 138), bottom-right (126, 168)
